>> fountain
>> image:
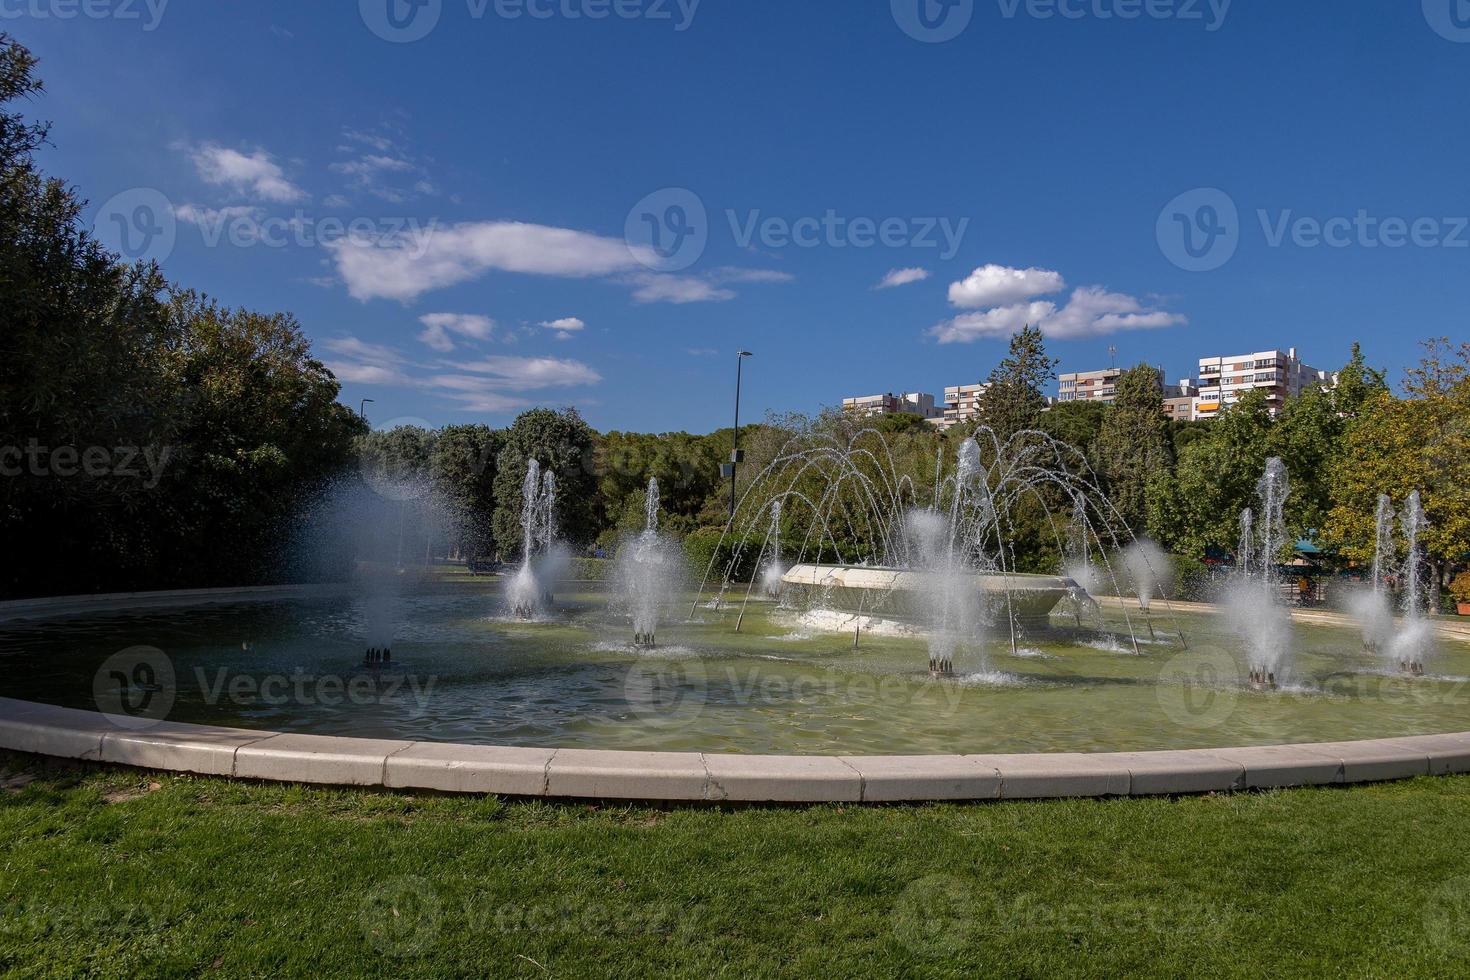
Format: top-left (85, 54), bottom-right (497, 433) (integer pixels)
top-left (1349, 495), bottom-right (1397, 656)
top-left (506, 460), bottom-right (561, 620)
top-left (1392, 491), bottom-right (1433, 676)
top-left (1230, 458), bottom-right (1293, 690)
top-left (612, 478), bottom-right (686, 647)
top-left (1121, 540), bottom-right (1171, 643)
top-left (759, 501), bottom-right (785, 600)
top-left (706, 424), bottom-right (1153, 674)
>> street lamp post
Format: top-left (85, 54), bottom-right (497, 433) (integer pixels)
top-left (727, 351), bottom-right (753, 520)
top-left (359, 398), bottom-right (375, 421)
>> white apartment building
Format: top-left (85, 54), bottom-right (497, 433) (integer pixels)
top-left (1192, 348), bottom-right (1334, 420)
top-left (1057, 366), bottom-right (1165, 405)
top-left (842, 391), bottom-right (942, 420)
top-left (936, 383), bottom-right (989, 430)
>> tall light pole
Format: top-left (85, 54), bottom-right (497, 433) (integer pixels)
top-left (359, 398), bottom-right (375, 421)
top-left (727, 351), bottom-right (753, 519)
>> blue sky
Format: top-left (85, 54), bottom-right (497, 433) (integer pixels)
top-left (14, 0), bottom-right (1470, 432)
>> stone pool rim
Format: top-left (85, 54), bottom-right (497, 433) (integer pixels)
top-left (4, 585), bottom-right (1470, 804)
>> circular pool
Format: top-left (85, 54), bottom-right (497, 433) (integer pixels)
top-left (4, 582), bottom-right (1468, 757)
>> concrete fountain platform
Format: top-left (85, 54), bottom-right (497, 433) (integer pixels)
top-left (4, 696), bottom-right (1470, 803)
top-left (4, 587), bottom-right (1470, 803)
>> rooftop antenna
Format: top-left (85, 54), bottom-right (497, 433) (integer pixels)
top-left (1108, 345), bottom-right (1118, 370)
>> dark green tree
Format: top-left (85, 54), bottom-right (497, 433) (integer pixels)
top-left (975, 325), bottom-right (1059, 439)
top-left (1333, 342), bottom-right (1388, 418)
top-left (492, 408), bottom-right (599, 558)
top-left (432, 425), bottom-right (503, 558)
top-left (1096, 365), bottom-right (1172, 535)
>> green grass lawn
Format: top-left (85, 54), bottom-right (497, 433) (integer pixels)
top-left (3, 756), bottom-right (1470, 978)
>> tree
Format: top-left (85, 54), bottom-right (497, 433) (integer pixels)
top-left (432, 425), bottom-right (502, 558)
top-left (1332, 342), bottom-right (1388, 418)
top-left (152, 294), bottom-right (366, 585)
top-left (1038, 400), bottom-right (1107, 465)
top-left (1096, 365), bottom-right (1171, 535)
top-left (492, 408), bottom-right (600, 558)
top-left (1326, 340), bottom-right (1470, 580)
top-left (975, 325), bottom-right (1058, 439)
top-left (1147, 391), bottom-right (1275, 558)
top-left (0, 37), bottom-right (366, 595)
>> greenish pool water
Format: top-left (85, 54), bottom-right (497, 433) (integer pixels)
top-left (2, 585), bottom-right (1468, 755)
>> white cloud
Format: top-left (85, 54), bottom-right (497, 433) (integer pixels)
top-left (627, 273), bottom-right (736, 305)
top-left (539, 317), bottom-right (586, 341)
top-left (928, 302), bottom-right (1058, 344)
top-left (189, 143), bottom-right (306, 203)
top-left (710, 267), bottom-right (795, 285)
top-left (1036, 286), bottom-right (1187, 339)
top-left (326, 217), bottom-right (792, 305)
top-left (446, 356), bottom-right (602, 390)
top-left (625, 267), bottom-right (791, 305)
top-left (323, 336), bottom-right (600, 414)
top-left (876, 267), bottom-right (931, 290)
top-left (417, 313), bottom-right (495, 352)
top-left (327, 221), bottom-right (651, 302)
top-left (174, 204), bottom-right (262, 228)
top-left (928, 286), bottom-right (1186, 344)
top-left (948, 264), bottom-right (1066, 309)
